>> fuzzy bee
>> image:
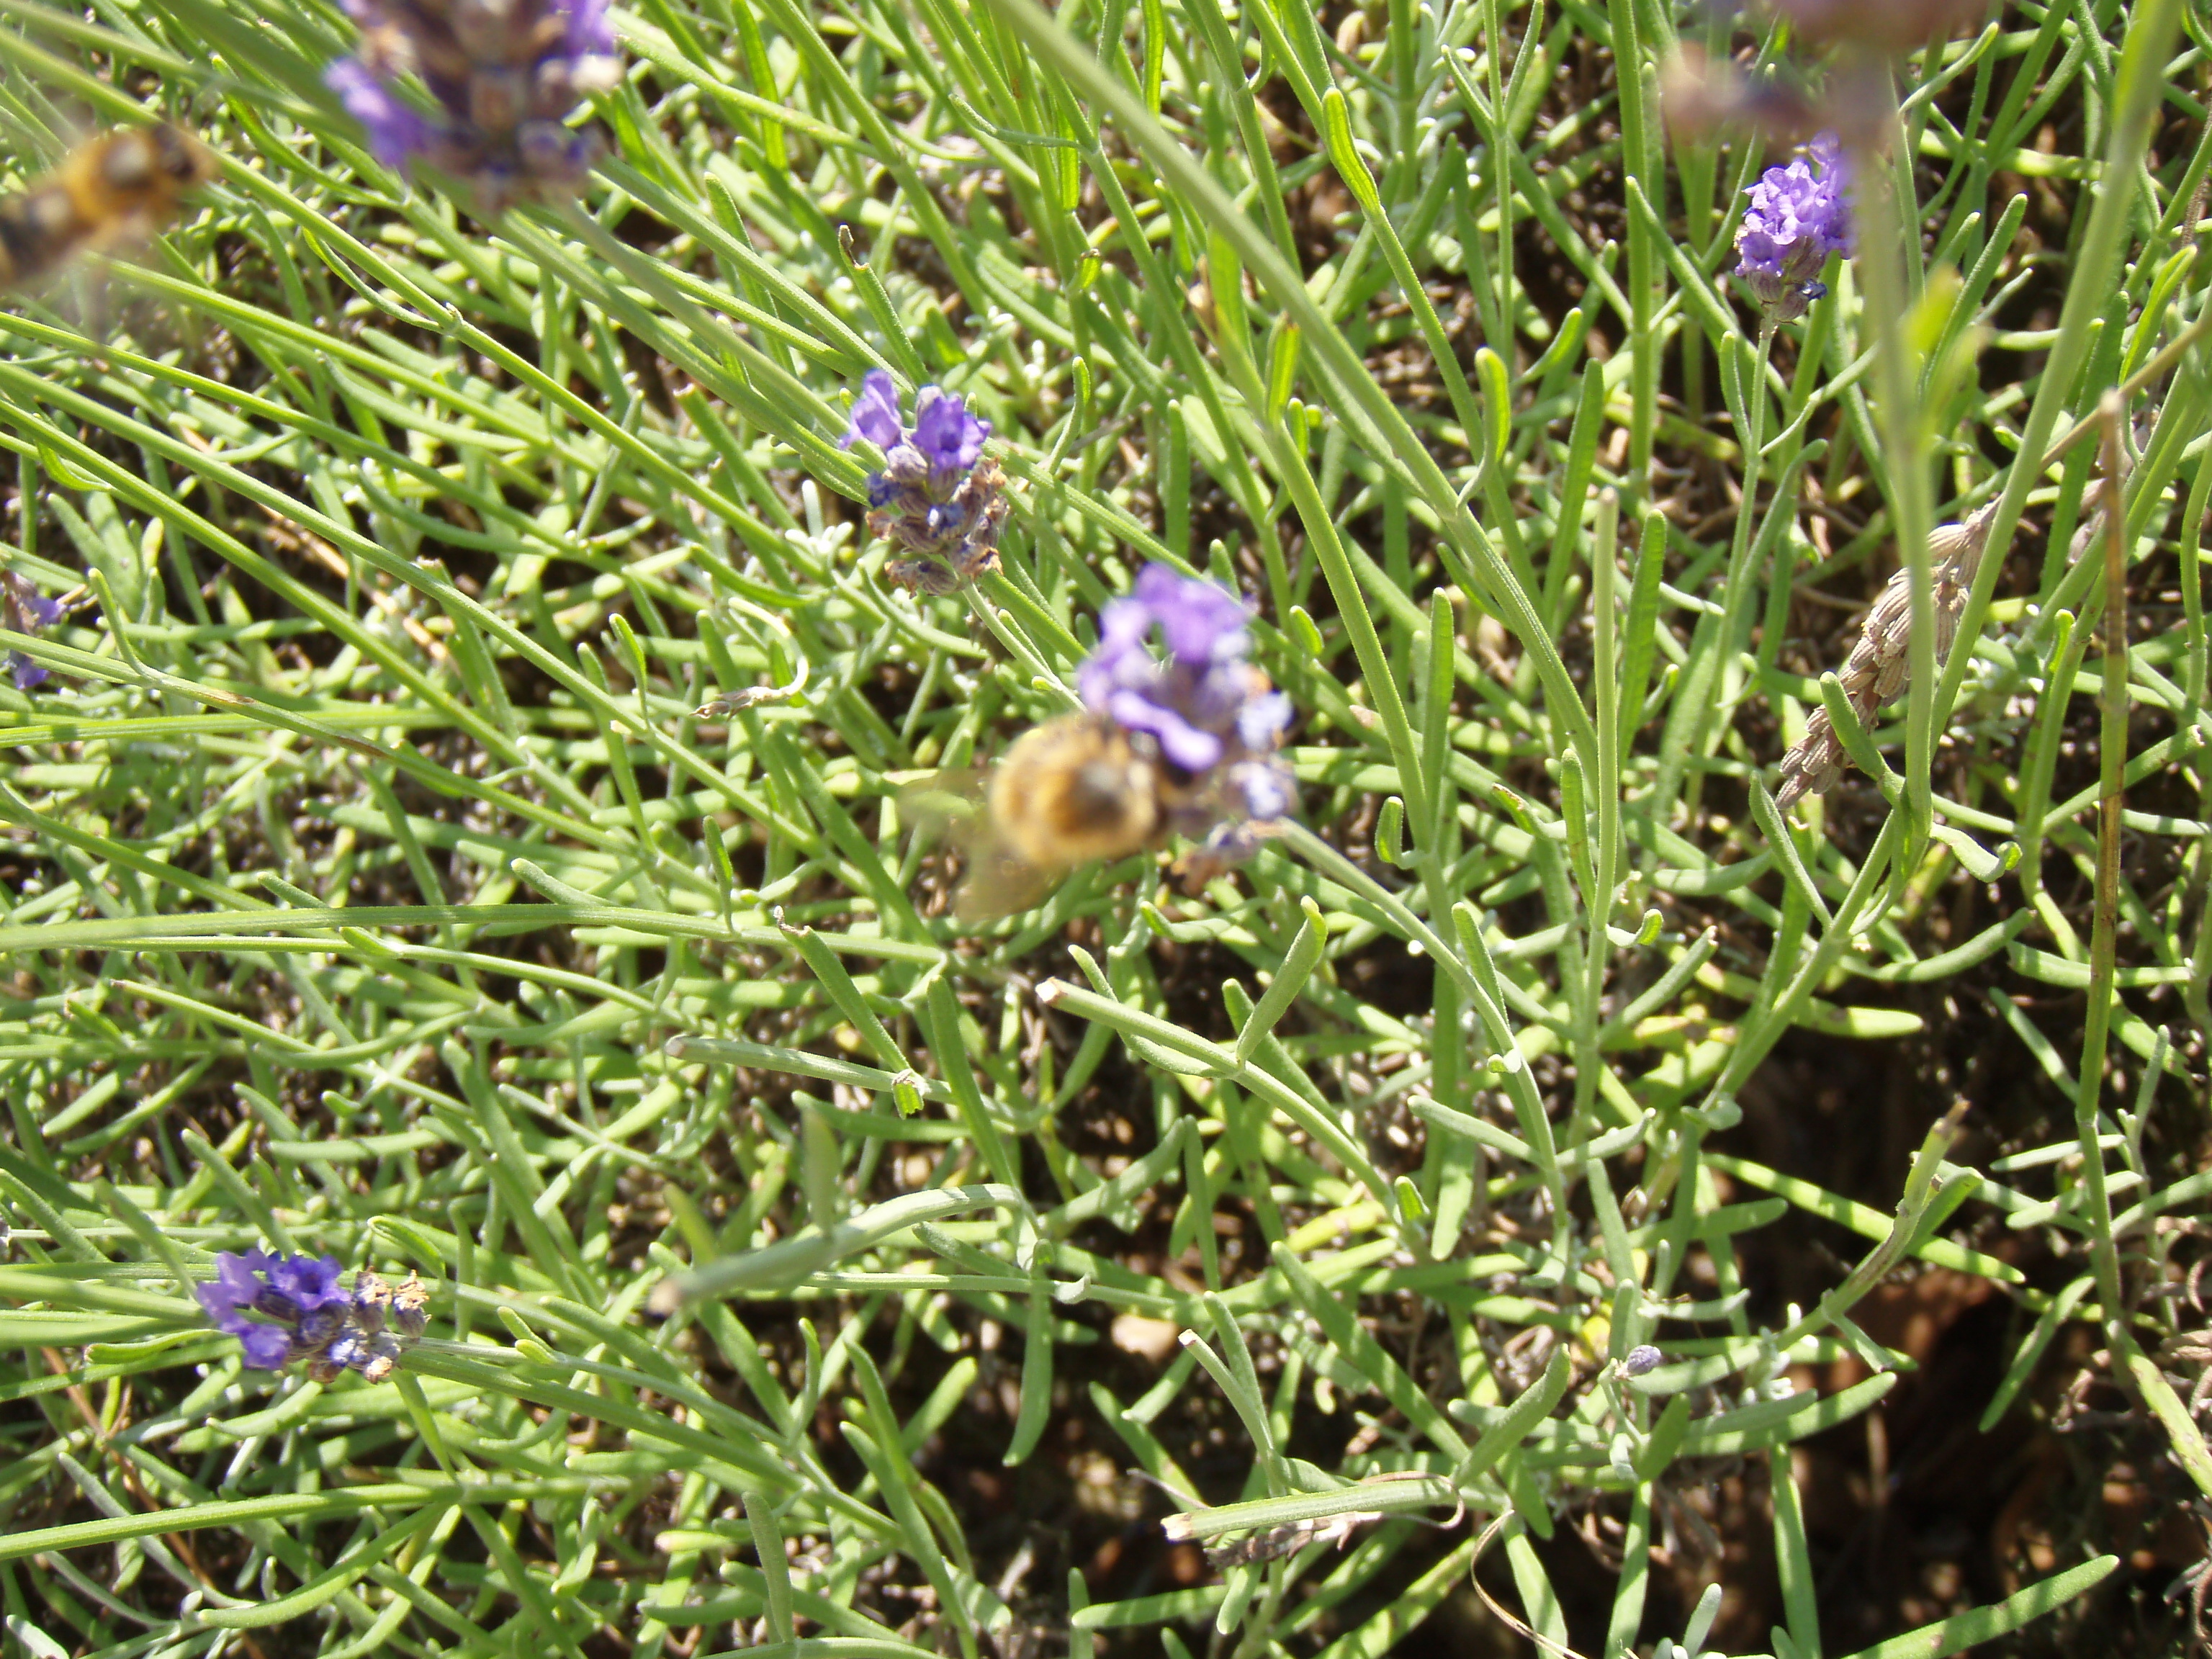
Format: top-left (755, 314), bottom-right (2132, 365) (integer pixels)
top-left (0, 125), bottom-right (217, 289)
top-left (907, 713), bottom-right (1164, 923)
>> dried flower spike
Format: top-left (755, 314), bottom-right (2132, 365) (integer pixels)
top-left (840, 369), bottom-right (1007, 596)
top-left (1735, 132), bottom-right (1851, 323)
top-left (1774, 502), bottom-right (2002, 810)
top-left (2, 572), bottom-right (63, 691)
top-left (327, 0), bottom-right (621, 214)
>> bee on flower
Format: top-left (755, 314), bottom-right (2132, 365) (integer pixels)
top-left (326, 0), bottom-right (621, 213)
top-left (935, 563), bottom-right (1295, 920)
top-left (840, 369), bottom-right (1008, 598)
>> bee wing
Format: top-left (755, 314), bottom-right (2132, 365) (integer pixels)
top-left (953, 832), bottom-right (1061, 924)
top-left (898, 767), bottom-right (1056, 922)
top-left (896, 768), bottom-right (988, 844)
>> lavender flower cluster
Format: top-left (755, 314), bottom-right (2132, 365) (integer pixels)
top-left (1, 571), bottom-right (62, 691)
top-left (196, 1250), bottom-right (428, 1384)
top-left (1735, 132), bottom-right (1851, 323)
top-left (1083, 563), bottom-right (1294, 868)
top-left (327, 0), bottom-right (621, 213)
top-left (840, 369), bottom-right (1007, 597)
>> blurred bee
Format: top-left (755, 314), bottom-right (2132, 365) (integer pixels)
top-left (0, 125), bottom-right (217, 289)
top-left (909, 713), bottom-right (1162, 922)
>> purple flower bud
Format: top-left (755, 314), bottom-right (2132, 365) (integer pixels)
top-left (1735, 132), bottom-right (1851, 322)
top-left (1129, 565), bottom-right (1249, 665)
top-left (194, 1250), bottom-right (274, 1325)
top-left (391, 1272), bottom-right (431, 1341)
top-left (323, 1327), bottom-right (369, 1371)
top-left (565, 0), bottom-right (620, 69)
top-left (352, 1271), bottom-right (392, 1336)
top-left (1624, 1344), bottom-right (1664, 1377)
top-left (297, 1305), bottom-right (351, 1349)
top-left (355, 1331), bottom-right (405, 1384)
top-left (1231, 758), bottom-right (1294, 822)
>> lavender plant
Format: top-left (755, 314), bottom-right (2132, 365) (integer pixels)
top-left (0, 2), bottom-right (2205, 1658)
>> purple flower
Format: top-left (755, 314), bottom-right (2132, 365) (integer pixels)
top-left (565, 0), bottom-right (621, 66)
top-left (194, 1249), bottom-right (275, 1325)
top-left (842, 369), bottom-right (905, 451)
top-left (326, 60), bottom-right (431, 171)
top-left (841, 372), bottom-right (1007, 595)
top-left (3, 571), bottom-right (62, 691)
top-left (912, 387), bottom-right (989, 477)
top-left (352, 1271), bottom-right (392, 1335)
top-left (329, 0), bottom-right (619, 212)
top-left (237, 1324), bottom-right (296, 1369)
top-left (268, 1253), bottom-right (349, 1313)
top-left (1074, 562), bottom-right (1296, 863)
top-left (197, 1249), bottom-right (323, 1370)
top-left (1735, 132), bottom-right (1851, 322)
top-left (1079, 567), bottom-right (1271, 773)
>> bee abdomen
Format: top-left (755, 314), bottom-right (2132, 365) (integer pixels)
top-left (0, 186), bottom-right (81, 285)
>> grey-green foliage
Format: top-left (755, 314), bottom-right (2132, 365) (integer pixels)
top-left (0, 0), bottom-right (2206, 1653)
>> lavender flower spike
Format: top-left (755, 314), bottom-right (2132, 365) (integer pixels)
top-left (1735, 132), bottom-right (1851, 323)
top-left (1077, 562), bottom-right (1295, 876)
top-left (328, 0), bottom-right (621, 213)
top-left (2, 571), bottom-right (63, 691)
top-left (841, 369), bottom-right (1007, 597)
top-left (197, 1249), bottom-right (432, 1382)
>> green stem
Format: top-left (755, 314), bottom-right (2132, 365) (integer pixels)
top-left (2078, 398), bottom-right (2131, 1334)
top-left (1848, 73), bottom-right (1937, 879)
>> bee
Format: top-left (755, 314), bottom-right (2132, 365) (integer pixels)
top-left (912, 713), bottom-right (1164, 922)
top-left (0, 125), bottom-right (217, 289)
